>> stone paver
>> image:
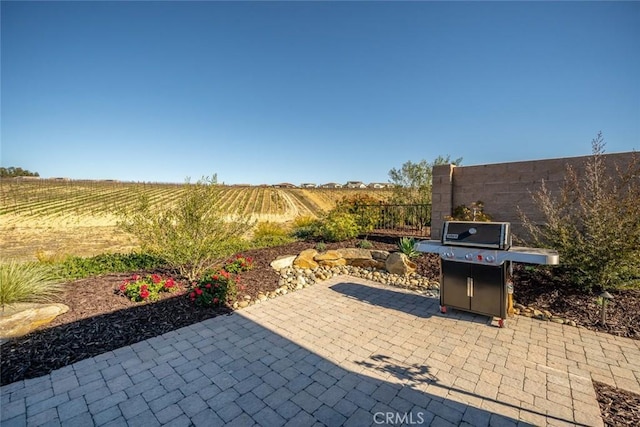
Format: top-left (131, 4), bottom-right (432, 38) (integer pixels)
top-left (3, 275), bottom-right (640, 426)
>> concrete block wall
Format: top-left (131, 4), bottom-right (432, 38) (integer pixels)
top-left (430, 152), bottom-right (636, 241)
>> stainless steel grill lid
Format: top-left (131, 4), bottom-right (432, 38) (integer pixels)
top-left (442, 221), bottom-right (511, 250)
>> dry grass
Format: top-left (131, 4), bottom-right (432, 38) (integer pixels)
top-left (1, 214), bottom-right (138, 262)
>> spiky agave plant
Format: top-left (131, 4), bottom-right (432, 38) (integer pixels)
top-left (0, 260), bottom-right (66, 308)
top-left (397, 237), bottom-right (420, 258)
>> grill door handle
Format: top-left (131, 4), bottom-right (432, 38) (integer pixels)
top-left (467, 277), bottom-right (474, 297)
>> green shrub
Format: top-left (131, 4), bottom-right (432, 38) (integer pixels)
top-left (53, 252), bottom-right (167, 280)
top-left (0, 260), bottom-right (66, 306)
top-left (356, 239), bottom-right (373, 249)
top-left (519, 132), bottom-right (640, 291)
top-left (447, 201), bottom-right (492, 222)
top-left (334, 194), bottom-right (383, 235)
top-left (252, 222), bottom-right (296, 248)
top-left (117, 176), bottom-right (255, 280)
top-left (316, 210), bottom-right (361, 242)
top-left (291, 215), bottom-right (321, 240)
top-left (397, 237), bottom-right (420, 258)
top-left (315, 242), bottom-right (327, 252)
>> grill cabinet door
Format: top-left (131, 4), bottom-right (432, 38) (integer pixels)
top-left (441, 260), bottom-right (507, 319)
top-left (441, 261), bottom-right (472, 311)
top-left (469, 264), bottom-right (506, 318)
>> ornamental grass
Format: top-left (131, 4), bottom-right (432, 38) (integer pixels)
top-left (0, 260), bottom-right (66, 307)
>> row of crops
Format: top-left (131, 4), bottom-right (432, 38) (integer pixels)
top-left (0, 179), bottom-right (392, 221)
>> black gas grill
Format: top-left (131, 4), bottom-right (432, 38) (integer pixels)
top-left (416, 221), bottom-right (559, 327)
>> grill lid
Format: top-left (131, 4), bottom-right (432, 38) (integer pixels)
top-left (442, 221), bottom-right (511, 250)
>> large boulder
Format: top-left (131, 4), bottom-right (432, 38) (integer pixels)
top-left (294, 249), bottom-right (319, 269)
top-left (0, 303), bottom-right (69, 339)
top-left (314, 250), bottom-right (346, 267)
top-left (385, 252), bottom-right (417, 275)
top-left (270, 255), bottom-right (297, 270)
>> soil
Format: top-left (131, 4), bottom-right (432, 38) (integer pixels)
top-left (1, 236), bottom-right (638, 425)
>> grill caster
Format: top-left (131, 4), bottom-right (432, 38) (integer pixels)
top-left (498, 318), bottom-right (505, 328)
top-left (440, 306), bottom-right (447, 314)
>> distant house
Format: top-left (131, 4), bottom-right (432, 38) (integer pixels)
top-left (345, 181), bottom-right (366, 189)
top-left (272, 183), bottom-right (297, 188)
top-left (300, 183), bottom-right (317, 188)
top-left (320, 182), bottom-right (343, 189)
top-left (13, 176), bottom-right (40, 181)
top-left (368, 182), bottom-right (391, 189)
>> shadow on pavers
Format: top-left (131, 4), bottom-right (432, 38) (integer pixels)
top-left (329, 281), bottom-right (490, 326)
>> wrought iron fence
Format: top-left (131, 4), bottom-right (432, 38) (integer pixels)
top-left (353, 204), bottom-right (432, 237)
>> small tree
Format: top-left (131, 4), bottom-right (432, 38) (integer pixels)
top-left (519, 132), bottom-right (640, 291)
top-left (117, 176), bottom-right (254, 281)
top-left (388, 155), bottom-right (463, 205)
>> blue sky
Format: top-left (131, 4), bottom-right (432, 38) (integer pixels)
top-left (2, 1), bottom-right (639, 185)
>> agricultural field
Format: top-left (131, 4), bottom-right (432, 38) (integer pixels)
top-left (0, 179), bottom-right (392, 262)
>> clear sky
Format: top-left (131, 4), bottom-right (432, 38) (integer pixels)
top-left (1, 1), bottom-right (639, 185)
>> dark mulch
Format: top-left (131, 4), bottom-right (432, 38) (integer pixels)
top-left (594, 381), bottom-right (640, 426)
top-left (2, 237), bottom-right (639, 425)
top-left (513, 266), bottom-right (640, 340)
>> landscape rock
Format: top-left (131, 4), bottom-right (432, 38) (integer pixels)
top-left (370, 250), bottom-right (390, 261)
top-left (0, 303), bottom-right (70, 339)
top-left (314, 250), bottom-right (342, 261)
top-left (270, 255), bottom-right (296, 270)
top-left (349, 259), bottom-right (386, 269)
top-left (385, 252), bottom-right (417, 275)
top-left (293, 249), bottom-right (319, 269)
top-left (338, 248), bottom-right (372, 261)
top-left (314, 250), bottom-right (346, 267)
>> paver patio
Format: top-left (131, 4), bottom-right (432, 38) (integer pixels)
top-left (2, 275), bottom-right (639, 426)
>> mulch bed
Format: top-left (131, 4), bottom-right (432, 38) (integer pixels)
top-left (513, 266), bottom-right (640, 340)
top-left (2, 237), bottom-right (639, 425)
top-left (594, 381), bottom-right (640, 426)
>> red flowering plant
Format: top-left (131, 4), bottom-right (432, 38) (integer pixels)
top-left (190, 269), bottom-right (238, 307)
top-left (223, 254), bottom-right (254, 274)
top-left (117, 273), bottom-right (178, 302)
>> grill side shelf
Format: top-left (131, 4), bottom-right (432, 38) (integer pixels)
top-left (414, 240), bottom-right (443, 254)
top-left (501, 247), bottom-right (559, 265)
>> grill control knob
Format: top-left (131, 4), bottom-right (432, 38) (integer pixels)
top-left (486, 255), bottom-right (495, 263)
top-left (465, 253), bottom-right (473, 260)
